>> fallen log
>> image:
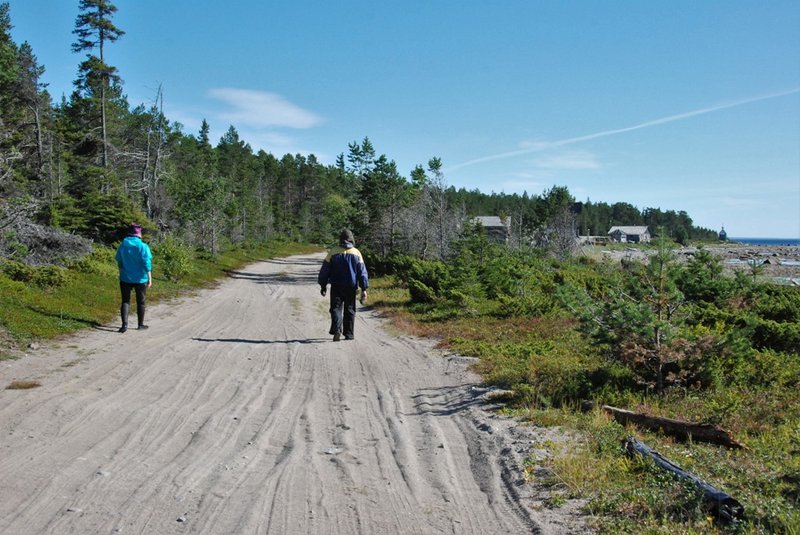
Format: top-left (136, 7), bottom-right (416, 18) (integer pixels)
top-left (603, 405), bottom-right (747, 449)
top-left (624, 437), bottom-right (745, 522)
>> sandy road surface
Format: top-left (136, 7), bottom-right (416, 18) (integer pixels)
top-left (1, 254), bottom-right (586, 534)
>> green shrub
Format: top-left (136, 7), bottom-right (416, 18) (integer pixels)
top-left (408, 278), bottom-right (437, 304)
top-left (754, 285), bottom-right (800, 323)
top-left (40, 193), bottom-right (149, 245)
top-left (65, 245), bottom-right (117, 276)
top-left (0, 261), bottom-right (68, 289)
top-left (752, 317), bottom-right (800, 354)
top-left (392, 255), bottom-right (452, 303)
top-left (1, 260), bottom-right (34, 282)
top-left (154, 236), bottom-right (193, 282)
top-left (31, 266), bottom-right (69, 289)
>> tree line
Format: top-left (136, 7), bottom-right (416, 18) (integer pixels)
top-left (0, 0), bottom-right (718, 262)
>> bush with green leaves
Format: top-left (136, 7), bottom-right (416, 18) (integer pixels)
top-left (31, 266), bottom-right (69, 289)
top-left (65, 245), bottom-right (117, 276)
top-left (1, 260), bottom-right (34, 283)
top-left (675, 246), bottom-right (733, 305)
top-left (392, 255), bottom-right (452, 303)
top-left (154, 236), bottom-right (193, 282)
top-left (561, 239), bottom-right (734, 394)
top-left (752, 317), bottom-right (800, 354)
top-left (39, 193), bottom-right (149, 245)
top-left (1, 260), bottom-right (68, 288)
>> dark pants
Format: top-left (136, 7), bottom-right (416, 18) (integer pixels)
top-left (329, 284), bottom-right (357, 339)
top-left (120, 281), bottom-right (147, 327)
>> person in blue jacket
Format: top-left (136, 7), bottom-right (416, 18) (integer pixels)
top-left (318, 228), bottom-right (369, 341)
top-left (115, 223), bottom-right (153, 333)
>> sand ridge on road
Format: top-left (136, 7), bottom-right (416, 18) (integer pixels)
top-left (0, 254), bottom-right (587, 534)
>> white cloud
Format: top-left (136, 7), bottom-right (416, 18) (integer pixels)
top-left (208, 88), bottom-right (324, 129)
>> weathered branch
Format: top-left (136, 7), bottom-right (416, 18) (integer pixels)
top-left (604, 405), bottom-right (747, 449)
top-left (624, 437), bottom-right (745, 522)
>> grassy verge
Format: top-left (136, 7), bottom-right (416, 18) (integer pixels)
top-left (368, 274), bottom-right (800, 535)
top-left (0, 240), bottom-right (319, 358)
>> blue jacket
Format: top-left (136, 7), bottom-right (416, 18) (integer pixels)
top-left (115, 236), bottom-right (153, 284)
top-left (318, 241), bottom-right (369, 290)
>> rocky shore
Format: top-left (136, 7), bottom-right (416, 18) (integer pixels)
top-left (693, 244), bottom-right (800, 282)
top-left (592, 243), bottom-right (800, 285)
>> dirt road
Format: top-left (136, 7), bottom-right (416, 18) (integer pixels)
top-left (0, 254), bottom-right (586, 534)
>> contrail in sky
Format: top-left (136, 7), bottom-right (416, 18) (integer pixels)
top-left (446, 87), bottom-right (800, 172)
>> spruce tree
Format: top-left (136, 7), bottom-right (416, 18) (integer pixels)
top-left (71, 0), bottom-right (124, 170)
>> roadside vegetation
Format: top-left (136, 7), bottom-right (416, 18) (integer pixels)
top-left (0, 239), bottom-right (318, 359)
top-left (368, 231), bottom-right (800, 534)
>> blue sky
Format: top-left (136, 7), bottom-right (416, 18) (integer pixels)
top-left (8, 0), bottom-right (800, 238)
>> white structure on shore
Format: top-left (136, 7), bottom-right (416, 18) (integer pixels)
top-left (608, 226), bottom-right (651, 243)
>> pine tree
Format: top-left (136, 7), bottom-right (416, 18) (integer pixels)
top-left (71, 0), bottom-right (124, 170)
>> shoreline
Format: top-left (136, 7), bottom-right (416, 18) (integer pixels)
top-left (589, 243), bottom-right (800, 283)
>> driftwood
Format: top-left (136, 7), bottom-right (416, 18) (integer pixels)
top-left (603, 405), bottom-right (747, 449)
top-left (624, 437), bottom-right (745, 522)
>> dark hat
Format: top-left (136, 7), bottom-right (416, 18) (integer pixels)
top-left (339, 228), bottom-right (354, 243)
top-left (127, 223), bottom-right (143, 237)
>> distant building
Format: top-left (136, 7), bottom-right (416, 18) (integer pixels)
top-left (608, 226), bottom-right (651, 243)
top-left (719, 227), bottom-right (727, 241)
top-left (474, 216), bottom-right (511, 244)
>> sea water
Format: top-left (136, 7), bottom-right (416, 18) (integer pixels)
top-left (727, 237), bottom-right (800, 246)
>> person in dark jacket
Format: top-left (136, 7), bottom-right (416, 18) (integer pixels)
top-left (115, 223), bottom-right (153, 333)
top-left (318, 228), bottom-right (368, 341)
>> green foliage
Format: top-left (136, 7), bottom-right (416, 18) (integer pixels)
top-left (1, 259), bottom-right (33, 282)
top-left (561, 239), bottom-right (759, 394)
top-left (153, 236), bottom-right (192, 282)
top-left (752, 317), bottom-right (800, 354)
top-left (407, 278), bottom-right (437, 304)
top-left (39, 193), bottom-right (148, 245)
top-left (675, 247), bottom-right (732, 305)
top-left (64, 245), bottom-right (117, 276)
top-left (31, 265), bottom-right (69, 288)
top-left (753, 284), bottom-right (800, 323)
top-left (1, 260), bottom-right (68, 289)
top-left (392, 255), bottom-right (451, 303)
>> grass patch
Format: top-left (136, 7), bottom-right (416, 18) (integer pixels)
top-left (6, 379), bottom-right (41, 390)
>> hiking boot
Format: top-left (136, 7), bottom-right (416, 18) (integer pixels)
top-left (137, 324), bottom-right (149, 330)
top-left (333, 332), bottom-right (341, 342)
top-left (118, 325), bottom-right (127, 333)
